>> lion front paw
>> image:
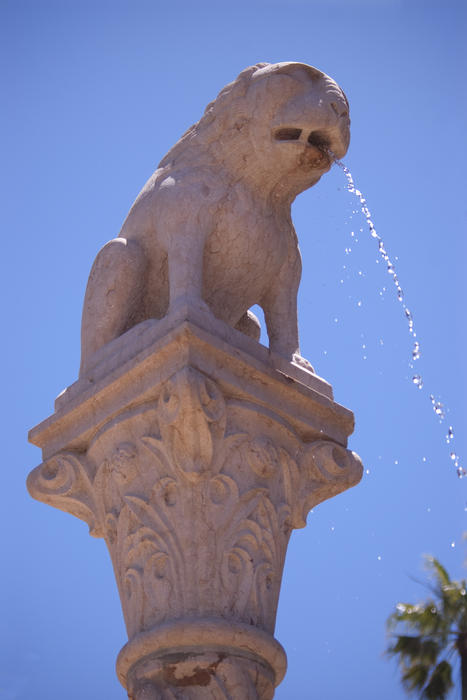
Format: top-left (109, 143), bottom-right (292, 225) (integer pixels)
top-left (292, 353), bottom-right (315, 374)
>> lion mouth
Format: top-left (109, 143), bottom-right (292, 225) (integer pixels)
top-left (306, 130), bottom-right (330, 153)
top-left (274, 127), bottom-right (332, 167)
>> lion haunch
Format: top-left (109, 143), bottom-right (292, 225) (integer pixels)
top-left (80, 62), bottom-right (350, 376)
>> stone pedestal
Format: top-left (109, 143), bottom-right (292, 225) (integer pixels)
top-left (28, 305), bottom-right (363, 699)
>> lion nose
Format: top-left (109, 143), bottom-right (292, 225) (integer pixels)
top-left (324, 98), bottom-right (350, 158)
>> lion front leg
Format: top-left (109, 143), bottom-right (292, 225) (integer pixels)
top-left (263, 289), bottom-right (300, 361)
top-left (262, 259), bottom-right (314, 372)
top-left (156, 182), bottom-right (213, 317)
top-left (167, 234), bottom-right (204, 310)
top-left (164, 217), bottom-right (214, 319)
top-left (264, 296), bottom-right (314, 372)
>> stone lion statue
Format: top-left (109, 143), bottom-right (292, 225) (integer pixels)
top-left (80, 61), bottom-right (350, 376)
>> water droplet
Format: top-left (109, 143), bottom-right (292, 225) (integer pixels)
top-left (430, 394), bottom-right (445, 419)
top-left (334, 317), bottom-right (339, 323)
top-left (333, 157), bottom-right (462, 487)
top-left (394, 459), bottom-right (399, 465)
top-left (365, 469), bottom-right (370, 475)
top-left (451, 541), bottom-right (455, 549)
top-left (404, 308), bottom-right (414, 333)
top-left (377, 555), bottom-right (382, 561)
top-left (412, 375), bottom-right (423, 389)
top-left (427, 507), bottom-right (431, 512)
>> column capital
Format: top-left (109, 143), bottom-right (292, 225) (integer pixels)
top-left (28, 306), bottom-right (363, 697)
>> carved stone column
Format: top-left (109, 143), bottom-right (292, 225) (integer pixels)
top-left (28, 305), bottom-right (363, 699)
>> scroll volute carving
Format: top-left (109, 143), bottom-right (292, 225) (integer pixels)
top-left (26, 451), bottom-right (102, 538)
top-left (298, 440), bottom-right (363, 522)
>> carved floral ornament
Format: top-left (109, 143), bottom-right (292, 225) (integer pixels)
top-left (28, 367), bottom-right (362, 640)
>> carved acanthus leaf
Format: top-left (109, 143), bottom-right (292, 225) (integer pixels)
top-left (157, 368), bottom-right (226, 478)
top-left (219, 487), bottom-right (284, 629)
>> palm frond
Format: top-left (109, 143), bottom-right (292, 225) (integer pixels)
top-left (386, 555), bottom-right (464, 699)
top-left (388, 601), bottom-right (443, 638)
top-left (424, 556), bottom-right (451, 589)
top-left (387, 636), bottom-right (439, 667)
top-left (421, 660), bottom-right (453, 700)
top-left (401, 663), bottom-right (430, 692)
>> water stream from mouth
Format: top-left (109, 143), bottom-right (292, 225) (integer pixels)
top-left (330, 154), bottom-right (464, 479)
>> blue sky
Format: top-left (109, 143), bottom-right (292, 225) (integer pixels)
top-left (2, 1), bottom-right (466, 698)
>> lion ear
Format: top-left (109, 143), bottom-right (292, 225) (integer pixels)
top-left (199, 63), bottom-right (271, 131)
top-left (204, 63), bottom-right (269, 118)
top-left (236, 62), bottom-right (270, 82)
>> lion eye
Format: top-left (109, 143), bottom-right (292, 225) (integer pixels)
top-left (274, 128), bottom-right (302, 141)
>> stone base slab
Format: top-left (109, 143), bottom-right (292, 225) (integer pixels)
top-left (29, 304), bottom-right (352, 460)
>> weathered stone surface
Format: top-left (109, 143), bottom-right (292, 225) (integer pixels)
top-left (28, 63), bottom-right (359, 697)
top-left (79, 61), bottom-right (350, 377)
top-left (28, 310), bottom-right (362, 698)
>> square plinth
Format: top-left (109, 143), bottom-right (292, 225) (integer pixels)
top-left (29, 304), bottom-right (355, 459)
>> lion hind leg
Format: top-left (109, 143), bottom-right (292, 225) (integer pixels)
top-left (235, 309), bottom-right (261, 341)
top-left (80, 237), bottom-right (146, 376)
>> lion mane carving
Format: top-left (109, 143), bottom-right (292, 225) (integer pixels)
top-left (80, 62), bottom-right (350, 376)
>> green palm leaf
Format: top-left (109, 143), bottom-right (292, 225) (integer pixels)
top-left (386, 555), bottom-right (466, 700)
top-left (422, 661), bottom-right (453, 700)
top-left (426, 557), bottom-right (451, 589)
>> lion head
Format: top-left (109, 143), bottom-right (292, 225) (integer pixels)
top-left (160, 61), bottom-right (350, 201)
